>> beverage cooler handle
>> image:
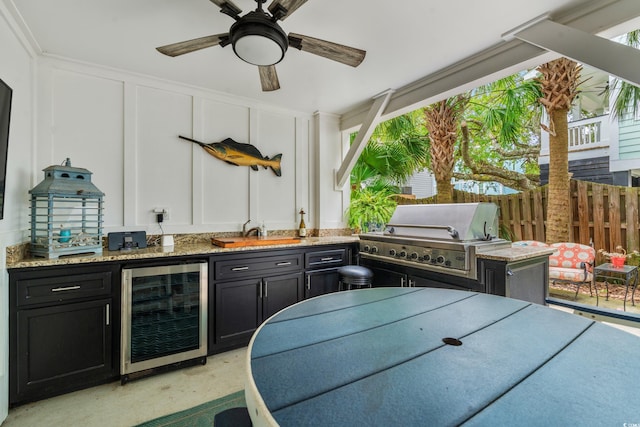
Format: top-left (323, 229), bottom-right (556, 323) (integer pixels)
top-left (106, 303), bottom-right (110, 326)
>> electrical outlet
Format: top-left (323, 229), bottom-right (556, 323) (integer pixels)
top-left (153, 207), bottom-right (170, 221)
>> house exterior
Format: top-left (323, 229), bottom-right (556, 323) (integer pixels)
top-left (539, 67), bottom-right (640, 186)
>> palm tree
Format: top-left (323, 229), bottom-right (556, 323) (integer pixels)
top-left (536, 57), bottom-right (582, 243)
top-left (608, 30), bottom-right (640, 119)
top-left (348, 112), bottom-right (429, 231)
top-left (423, 95), bottom-right (468, 203)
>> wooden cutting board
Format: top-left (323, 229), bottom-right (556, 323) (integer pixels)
top-left (211, 236), bottom-right (302, 248)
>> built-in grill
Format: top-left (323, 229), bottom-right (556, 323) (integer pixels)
top-left (359, 203), bottom-right (511, 280)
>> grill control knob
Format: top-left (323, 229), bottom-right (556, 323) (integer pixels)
top-left (371, 246), bottom-right (379, 254)
top-left (423, 254), bottom-right (431, 262)
top-left (399, 250), bottom-right (407, 258)
top-left (436, 255), bottom-right (446, 264)
top-left (389, 249), bottom-right (397, 257)
top-left (409, 252), bottom-right (418, 260)
top-left (363, 245), bottom-right (371, 253)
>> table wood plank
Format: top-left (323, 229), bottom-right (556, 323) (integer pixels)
top-left (251, 288), bottom-right (479, 358)
top-left (464, 321), bottom-right (640, 425)
top-left (251, 293), bottom-right (533, 412)
top-left (269, 305), bottom-right (592, 425)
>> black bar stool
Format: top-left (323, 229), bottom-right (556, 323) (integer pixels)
top-left (338, 265), bottom-right (373, 290)
top-left (213, 407), bottom-right (252, 427)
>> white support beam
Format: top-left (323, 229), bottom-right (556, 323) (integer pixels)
top-left (340, 0), bottom-right (640, 131)
top-left (504, 17), bottom-right (640, 87)
top-left (335, 90), bottom-right (394, 189)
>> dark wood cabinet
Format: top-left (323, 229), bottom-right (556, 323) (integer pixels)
top-left (213, 272), bottom-right (303, 351)
top-left (8, 241), bottom-right (357, 404)
top-left (211, 250), bottom-right (305, 352)
top-left (305, 268), bottom-right (341, 298)
top-left (9, 264), bottom-right (118, 406)
top-left (304, 247), bottom-right (349, 298)
top-left (360, 258), bottom-right (483, 292)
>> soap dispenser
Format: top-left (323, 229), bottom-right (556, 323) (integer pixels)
top-left (260, 221), bottom-right (268, 238)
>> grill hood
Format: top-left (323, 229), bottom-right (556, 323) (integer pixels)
top-left (383, 203), bottom-right (500, 241)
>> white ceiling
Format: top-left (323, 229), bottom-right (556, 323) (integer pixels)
top-left (5, 0), bottom-right (640, 116)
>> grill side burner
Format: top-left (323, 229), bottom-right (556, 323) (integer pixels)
top-left (358, 203), bottom-right (511, 280)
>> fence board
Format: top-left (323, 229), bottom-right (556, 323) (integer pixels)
top-left (608, 186), bottom-right (622, 251)
top-left (522, 192), bottom-right (533, 240)
top-left (511, 195), bottom-right (523, 241)
top-left (533, 189), bottom-right (545, 241)
top-left (577, 180), bottom-right (590, 245)
top-left (592, 184), bottom-right (606, 252)
top-left (627, 187), bottom-right (639, 252)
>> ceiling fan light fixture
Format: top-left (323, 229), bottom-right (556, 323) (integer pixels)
top-left (230, 12), bottom-right (288, 66)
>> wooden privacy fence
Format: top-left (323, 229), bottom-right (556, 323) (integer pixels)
top-left (401, 180), bottom-right (640, 254)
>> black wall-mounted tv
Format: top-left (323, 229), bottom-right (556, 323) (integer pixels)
top-left (0, 78), bottom-right (12, 220)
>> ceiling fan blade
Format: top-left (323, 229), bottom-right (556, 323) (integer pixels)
top-left (288, 33), bottom-right (366, 67)
top-left (210, 0), bottom-right (242, 18)
top-left (268, 0), bottom-right (307, 20)
top-left (156, 33), bottom-right (229, 57)
top-left (259, 66), bottom-right (281, 91)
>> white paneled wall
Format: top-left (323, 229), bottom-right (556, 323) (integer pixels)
top-left (199, 99), bottom-right (251, 229)
top-left (0, 3), bottom-right (38, 422)
top-left (135, 86), bottom-right (193, 228)
top-left (47, 70), bottom-right (125, 226)
top-left (36, 57), bottom-right (314, 235)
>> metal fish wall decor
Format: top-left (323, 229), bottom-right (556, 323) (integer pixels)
top-left (179, 135), bottom-right (282, 177)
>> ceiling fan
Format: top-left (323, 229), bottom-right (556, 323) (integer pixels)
top-left (156, 0), bottom-right (366, 91)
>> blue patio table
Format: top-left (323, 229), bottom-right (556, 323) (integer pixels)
top-left (245, 287), bottom-right (640, 426)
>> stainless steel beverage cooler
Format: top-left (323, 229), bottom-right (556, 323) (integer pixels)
top-left (121, 262), bottom-right (208, 383)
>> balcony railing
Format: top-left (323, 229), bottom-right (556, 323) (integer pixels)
top-left (567, 115), bottom-right (610, 151)
top-left (540, 115), bottom-right (610, 158)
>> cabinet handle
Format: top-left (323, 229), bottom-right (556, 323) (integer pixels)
top-left (276, 262), bottom-right (291, 266)
top-left (106, 303), bottom-right (110, 326)
top-left (51, 285), bottom-right (81, 292)
top-left (259, 280), bottom-right (263, 298)
top-left (306, 274), bottom-right (310, 290)
top-left (232, 266), bottom-right (249, 271)
top-left (264, 281), bottom-right (268, 298)
top-left (401, 277), bottom-right (405, 287)
top-left (409, 279), bottom-right (414, 287)
top-left (320, 257), bottom-right (334, 261)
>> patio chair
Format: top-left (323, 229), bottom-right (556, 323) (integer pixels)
top-left (548, 242), bottom-right (596, 300)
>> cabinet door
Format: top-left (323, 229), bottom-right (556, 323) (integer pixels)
top-left (364, 264), bottom-right (406, 287)
top-left (215, 278), bottom-right (262, 350)
top-left (305, 268), bottom-right (340, 298)
top-left (262, 273), bottom-right (303, 321)
top-left (408, 275), bottom-right (472, 291)
top-left (262, 272), bottom-right (303, 319)
top-left (13, 298), bottom-right (113, 404)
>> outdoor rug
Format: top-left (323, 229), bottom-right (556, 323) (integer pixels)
top-left (135, 390), bottom-right (246, 427)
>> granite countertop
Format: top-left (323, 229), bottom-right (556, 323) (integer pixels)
top-left (7, 236), bottom-right (554, 269)
top-left (7, 236), bottom-right (360, 270)
top-left (477, 244), bottom-right (556, 262)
